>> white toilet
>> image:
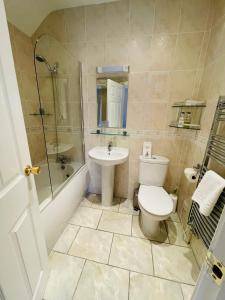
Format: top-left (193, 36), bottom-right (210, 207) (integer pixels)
top-left (138, 155), bottom-right (173, 238)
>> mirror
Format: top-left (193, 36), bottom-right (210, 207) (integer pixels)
top-left (96, 66), bottom-right (129, 128)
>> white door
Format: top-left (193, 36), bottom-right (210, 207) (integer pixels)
top-left (193, 206), bottom-right (225, 299)
top-left (0, 1), bottom-right (48, 299)
top-left (107, 79), bottom-right (123, 127)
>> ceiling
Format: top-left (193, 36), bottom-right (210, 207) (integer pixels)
top-left (4, 0), bottom-right (117, 36)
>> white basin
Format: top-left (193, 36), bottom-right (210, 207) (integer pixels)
top-left (88, 146), bottom-right (129, 166)
top-left (88, 146), bottom-right (129, 206)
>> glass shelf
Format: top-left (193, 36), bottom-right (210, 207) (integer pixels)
top-left (169, 122), bottom-right (200, 130)
top-left (170, 101), bottom-right (206, 130)
top-left (29, 113), bottom-right (53, 116)
top-left (90, 130), bottom-right (129, 136)
top-left (172, 101), bottom-right (206, 108)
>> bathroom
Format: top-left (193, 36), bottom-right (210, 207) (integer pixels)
top-left (0, 0), bottom-right (225, 299)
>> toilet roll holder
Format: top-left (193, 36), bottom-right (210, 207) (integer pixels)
top-left (193, 163), bottom-right (201, 179)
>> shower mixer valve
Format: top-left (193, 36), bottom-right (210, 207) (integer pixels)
top-left (56, 155), bottom-right (71, 164)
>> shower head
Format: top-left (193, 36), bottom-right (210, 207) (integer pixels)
top-left (35, 54), bottom-right (57, 73)
top-left (35, 55), bottom-right (47, 63)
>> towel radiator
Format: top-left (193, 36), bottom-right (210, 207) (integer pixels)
top-left (188, 96), bottom-right (225, 248)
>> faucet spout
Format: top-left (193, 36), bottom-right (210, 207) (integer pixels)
top-left (108, 141), bottom-right (113, 153)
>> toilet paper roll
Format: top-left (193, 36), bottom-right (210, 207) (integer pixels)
top-left (184, 168), bottom-right (198, 183)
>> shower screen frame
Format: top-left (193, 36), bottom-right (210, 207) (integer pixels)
top-left (33, 34), bottom-right (85, 208)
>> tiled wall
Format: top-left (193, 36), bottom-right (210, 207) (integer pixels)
top-left (30, 0), bottom-right (212, 199)
top-left (8, 23), bottom-right (47, 164)
top-left (178, 0), bottom-right (225, 267)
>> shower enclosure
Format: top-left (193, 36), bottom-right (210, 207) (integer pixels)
top-left (32, 34), bottom-right (85, 206)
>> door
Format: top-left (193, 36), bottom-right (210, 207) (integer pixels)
top-left (107, 79), bottom-right (123, 127)
top-left (193, 205), bottom-right (225, 299)
top-left (0, 1), bottom-right (48, 300)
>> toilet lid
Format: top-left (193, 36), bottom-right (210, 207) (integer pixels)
top-left (138, 185), bottom-right (173, 216)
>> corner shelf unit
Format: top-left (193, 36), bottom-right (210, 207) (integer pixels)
top-left (169, 101), bottom-right (206, 130)
top-left (90, 129), bottom-right (129, 136)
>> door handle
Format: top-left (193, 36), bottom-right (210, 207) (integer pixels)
top-left (24, 165), bottom-right (41, 176)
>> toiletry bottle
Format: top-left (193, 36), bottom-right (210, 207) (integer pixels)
top-left (186, 112), bottom-right (191, 124)
top-left (178, 112), bottom-right (185, 127)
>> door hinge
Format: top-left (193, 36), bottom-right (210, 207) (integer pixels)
top-left (206, 251), bottom-right (225, 286)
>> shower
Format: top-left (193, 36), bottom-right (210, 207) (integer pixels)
top-left (32, 35), bottom-right (85, 206)
top-left (35, 54), bottom-right (58, 73)
top-left (35, 52), bottom-right (59, 166)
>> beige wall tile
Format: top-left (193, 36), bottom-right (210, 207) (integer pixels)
top-left (192, 68), bottom-right (204, 98)
top-left (212, 0), bottom-right (225, 25)
top-left (129, 72), bottom-right (151, 101)
top-left (173, 32), bottom-right (204, 70)
top-left (37, 76), bottom-right (54, 102)
top-left (87, 74), bottom-right (97, 102)
top-left (85, 4), bottom-right (105, 41)
top-left (149, 34), bottom-right (177, 70)
top-left (149, 71), bottom-right (171, 102)
top-left (154, 0), bottom-right (181, 34)
top-left (129, 37), bottom-right (152, 72)
top-left (170, 70), bottom-right (196, 101)
top-left (88, 102), bottom-right (97, 128)
top-left (130, 0), bottom-right (155, 36)
top-left (105, 38), bottom-right (129, 66)
top-left (180, 0), bottom-right (211, 32)
top-left (198, 63), bottom-right (216, 100)
top-left (13, 27), bottom-right (35, 75)
top-left (63, 42), bottom-right (87, 70)
top-left (20, 73), bottom-right (39, 102)
top-left (68, 73), bottom-right (82, 102)
top-left (87, 41), bottom-right (105, 74)
top-left (105, 0), bottom-right (129, 39)
top-left (64, 7), bottom-right (85, 42)
top-left (127, 102), bottom-right (168, 130)
top-left (198, 31), bottom-right (211, 67)
top-left (206, 16), bottom-right (225, 64)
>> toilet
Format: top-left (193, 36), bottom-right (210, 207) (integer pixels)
top-left (138, 155), bottom-right (173, 238)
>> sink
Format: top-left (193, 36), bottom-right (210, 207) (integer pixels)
top-left (88, 146), bottom-right (129, 206)
top-left (88, 146), bottom-right (128, 166)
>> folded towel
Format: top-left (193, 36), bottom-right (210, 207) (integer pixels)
top-left (192, 170), bottom-right (225, 216)
top-left (185, 99), bottom-right (205, 105)
top-left (56, 78), bottom-right (68, 121)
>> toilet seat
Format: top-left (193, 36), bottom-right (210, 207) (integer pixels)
top-left (138, 185), bottom-right (173, 217)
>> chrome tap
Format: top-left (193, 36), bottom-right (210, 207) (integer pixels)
top-left (56, 155), bottom-right (70, 164)
top-left (108, 141), bottom-right (113, 153)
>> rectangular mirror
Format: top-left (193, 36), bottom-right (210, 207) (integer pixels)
top-left (96, 66), bottom-right (129, 128)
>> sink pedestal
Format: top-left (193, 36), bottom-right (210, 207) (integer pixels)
top-left (102, 165), bottom-right (115, 206)
top-left (88, 147), bottom-right (129, 207)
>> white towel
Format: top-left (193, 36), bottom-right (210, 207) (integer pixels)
top-left (192, 170), bottom-right (225, 216)
top-left (56, 78), bottom-right (68, 121)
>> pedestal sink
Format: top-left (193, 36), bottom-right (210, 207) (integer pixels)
top-left (88, 146), bottom-right (129, 206)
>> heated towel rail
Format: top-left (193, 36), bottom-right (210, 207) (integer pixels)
top-left (188, 96), bottom-right (225, 248)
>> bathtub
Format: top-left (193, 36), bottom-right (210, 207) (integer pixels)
top-left (35, 161), bottom-right (81, 207)
top-left (36, 161), bottom-right (88, 252)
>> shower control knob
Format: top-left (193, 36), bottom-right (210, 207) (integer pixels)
top-left (24, 165), bottom-right (41, 176)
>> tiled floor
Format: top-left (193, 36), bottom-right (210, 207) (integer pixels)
top-left (44, 195), bottom-right (199, 300)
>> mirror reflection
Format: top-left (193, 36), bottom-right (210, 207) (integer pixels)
top-left (96, 66), bottom-right (129, 128)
